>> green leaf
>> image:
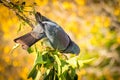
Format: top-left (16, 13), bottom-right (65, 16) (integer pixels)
top-left (34, 45), bottom-right (38, 53)
top-left (69, 66), bottom-right (76, 79)
top-left (42, 53), bottom-right (54, 68)
top-left (65, 71), bottom-right (72, 80)
top-left (9, 44), bottom-right (20, 54)
top-left (27, 65), bottom-right (38, 79)
top-left (62, 65), bottom-right (68, 74)
top-left (17, 23), bottom-right (22, 33)
top-left (35, 52), bottom-right (46, 65)
top-left (16, 5), bottom-right (23, 12)
top-left (54, 55), bottom-right (61, 66)
top-left (12, 43), bottom-right (20, 50)
top-left (27, 47), bottom-right (34, 54)
top-left (44, 68), bottom-right (58, 80)
top-left (66, 56), bottom-right (78, 68)
top-left (61, 60), bottom-right (69, 74)
top-left (46, 69), bottom-right (51, 75)
top-left (44, 68), bottom-right (54, 80)
top-left (35, 70), bottom-right (41, 80)
top-left (54, 55), bottom-right (61, 78)
top-left (78, 58), bottom-right (95, 67)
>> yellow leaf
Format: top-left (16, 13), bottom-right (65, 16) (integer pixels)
top-left (90, 25), bottom-right (98, 33)
top-left (95, 16), bottom-right (102, 27)
top-left (11, 0), bottom-right (19, 3)
top-left (90, 37), bottom-right (98, 45)
top-left (103, 17), bottom-right (111, 27)
top-left (79, 69), bottom-right (86, 75)
top-left (114, 8), bottom-right (120, 16)
top-left (117, 36), bottom-right (120, 44)
top-left (20, 67), bottom-right (29, 79)
top-left (75, 0), bottom-right (86, 6)
top-left (62, 1), bottom-right (72, 9)
top-left (77, 69), bottom-right (86, 80)
top-left (35, 0), bottom-right (48, 6)
top-left (13, 60), bottom-right (20, 67)
top-left (4, 56), bottom-right (10, 63)
top-left (4, 46), bottom-right (10, 54)
top-left (85, 21), bottom-right (91, 26)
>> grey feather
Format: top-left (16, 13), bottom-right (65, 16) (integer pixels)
top-left (42, 21), bottom-right (70, 51)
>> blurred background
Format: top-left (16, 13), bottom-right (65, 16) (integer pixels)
top-left (0, 0), bottom-right (120, 80)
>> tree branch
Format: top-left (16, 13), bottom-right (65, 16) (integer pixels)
top-left (0, 0), bottom-right (34, 28)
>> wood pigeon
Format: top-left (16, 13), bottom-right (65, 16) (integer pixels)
top-left (14, 12), bottom-right (80, 55)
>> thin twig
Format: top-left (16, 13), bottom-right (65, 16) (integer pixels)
top-left (16, 12), bottom-right (34, 28)
top-left (0, 0), bottom-right (34, 28)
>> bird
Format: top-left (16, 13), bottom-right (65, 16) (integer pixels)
top-left (14, 12), bottom-right (80, 55)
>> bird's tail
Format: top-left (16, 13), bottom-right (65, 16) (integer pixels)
top-left (14, 32), bottom-right (40, 50)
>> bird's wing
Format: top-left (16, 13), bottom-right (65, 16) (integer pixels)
top-left (43, 21), bottom-right (70, 51)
